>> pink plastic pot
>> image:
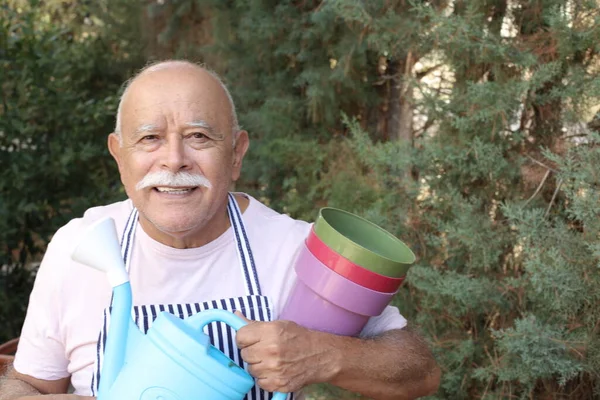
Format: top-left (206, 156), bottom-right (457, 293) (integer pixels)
top-left (279, 242), bottom-right (398, 336)
top-left (306, 226), bottom-right (405, 293)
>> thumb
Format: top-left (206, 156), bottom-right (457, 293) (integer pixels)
top-left (234, 310), bottom-right (261, 348)
top-left (234, 310), bottom-right (254, 324)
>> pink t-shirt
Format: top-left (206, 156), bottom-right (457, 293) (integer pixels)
top-left (14, 194), bottom-right (407, 396)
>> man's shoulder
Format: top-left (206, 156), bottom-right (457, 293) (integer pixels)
top-left (242, 194), bottom-right (312, 253)
top-left (244, 194), bottom-right (311, 233)
top-left (51, 199), bottom-right (134, 244)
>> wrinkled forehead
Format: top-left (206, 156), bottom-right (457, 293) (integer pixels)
top-left (120, 68), bottom-right (233, 135)
top-left (126, 100), bottom-right (223, 130)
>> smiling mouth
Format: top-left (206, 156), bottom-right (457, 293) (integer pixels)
top-left (153, 186), bottom-right (198, 195)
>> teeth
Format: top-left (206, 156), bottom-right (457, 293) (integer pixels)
top-left (155, 187), bottom-right (194, 194)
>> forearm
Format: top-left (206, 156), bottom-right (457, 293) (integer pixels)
top-left (0, 380), bottom-right (84, 400)
top-left (0, 366), bottom-right (83, 400)
top-left (0, 371), bottom-right (41, 400)
top-left (317, 328), bottom-right (441, 400)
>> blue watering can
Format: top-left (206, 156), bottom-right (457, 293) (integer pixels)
top-left (71, 217), bottom-right (287, 400)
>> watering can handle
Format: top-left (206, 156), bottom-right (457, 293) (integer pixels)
top-left (191, 309), bottom-right (289, 400)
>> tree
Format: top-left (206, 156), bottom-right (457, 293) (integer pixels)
top-left (0, 0), bottom-right (142, 343)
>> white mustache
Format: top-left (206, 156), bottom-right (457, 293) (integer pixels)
top-left (135, 171), bottom-right (212, 191)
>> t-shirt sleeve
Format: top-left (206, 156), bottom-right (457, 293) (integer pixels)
top-left (359, 305), bottom-right (408, 338)
top-left (13, 235), bottom-right (70, 380)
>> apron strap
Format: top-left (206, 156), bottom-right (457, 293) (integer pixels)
top-left (227, 193), bottom-right (262, 296)
top-left (122, 208), bottom-right (138, 273)
top-left (108, 206), bottom-right (138, 308)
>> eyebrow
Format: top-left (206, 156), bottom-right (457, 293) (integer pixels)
top-left (134, 124), bottom-right (159, 134)
top-left (186, 120), bottom-right (225, 140)
top-left (132, 121), bottom-right (225, 140)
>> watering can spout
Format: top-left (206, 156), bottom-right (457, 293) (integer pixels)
top-left (71, 217), bottom-right (129, 287)
top-left (71, 217), bottom-right (133, 396)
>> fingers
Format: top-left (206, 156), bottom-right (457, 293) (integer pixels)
top-left (240, 346), bottom-right (262, 364)
top-left (255, 373), bottom-right (299, 394)
top-left (235, 314), bottom-right (266, 349)
top-left (236, 320), bottom-right (313, 394)
top-left (256, 377), bottom-right (290, 394)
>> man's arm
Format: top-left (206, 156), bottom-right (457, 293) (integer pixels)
top-left (324, 327), bottom-right (441, 399)
top-left (0, 366), bottom-right (92, 400)
top-left (236, 314), bottom-right (441, 400)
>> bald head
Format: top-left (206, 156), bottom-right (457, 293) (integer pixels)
top-left (114, 60), bottom-right (239, 144)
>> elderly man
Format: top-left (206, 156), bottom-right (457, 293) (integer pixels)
top-left (0, 60), bottom-right (440, 400)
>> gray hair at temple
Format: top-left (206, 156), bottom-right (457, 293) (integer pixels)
top-left (113, 60), bottom-right (241, 146)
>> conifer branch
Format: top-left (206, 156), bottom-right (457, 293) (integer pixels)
top-left (415, 117), bottom-right (437, 137)
top-left (544, 178), bottom-right (563, 218)
top-left (526, 155), bottom-right (558, 173)
top-left (524, 169), bottom-right (551, 206)
top-left (562, 133), bottom-right (589, 140)
top-left (416, 64), bottom-right (443, 80)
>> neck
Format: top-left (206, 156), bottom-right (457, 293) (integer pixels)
top-left (138, 193), bottom-right (250, 249)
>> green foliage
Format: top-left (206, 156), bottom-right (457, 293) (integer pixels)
top-left (491, 315), bottom-right (583, 387)
top-left (0, 1), bottom-right (140, 343)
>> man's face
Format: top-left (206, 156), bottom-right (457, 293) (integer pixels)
top-left (108, 66), bottom-right (248, 246)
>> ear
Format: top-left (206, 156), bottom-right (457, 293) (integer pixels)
top-left (231, 130), bottom-right (249, 182)
top-left (108, 133), bottom-right (124, 174)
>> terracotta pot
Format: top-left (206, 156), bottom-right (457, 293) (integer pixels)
top-left (0, 338), bottom-right (19, 375)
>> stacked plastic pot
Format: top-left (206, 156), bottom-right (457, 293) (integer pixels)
top-left (280, 207), bottom-right (416, 336)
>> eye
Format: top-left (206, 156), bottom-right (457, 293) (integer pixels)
top-left (192, 132), bottom-right (208, 140)
top-left (140, 134), bottom-right (159, 142)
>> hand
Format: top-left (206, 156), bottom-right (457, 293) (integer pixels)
top-left (234, 311), bottom-right (340, 393)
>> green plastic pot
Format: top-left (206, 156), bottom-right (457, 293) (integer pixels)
top-left (313, 208), bottom-right (416, 278)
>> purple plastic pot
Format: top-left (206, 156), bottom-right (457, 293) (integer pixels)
top-left (279, 242), bottom-right (398, 336)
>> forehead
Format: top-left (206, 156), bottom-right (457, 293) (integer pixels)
top-left (120, 67), bottom-right (232, 132)
top-left (128, 100), bottom-right (219, 127)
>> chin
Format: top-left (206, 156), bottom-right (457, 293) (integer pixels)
top-left (137, 199), bottom-right (224, 242)
top-left (153, 218), bottom-right (204, 236)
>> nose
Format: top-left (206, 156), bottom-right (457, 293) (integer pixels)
top-left (160, 135), bottom-right (190, 172)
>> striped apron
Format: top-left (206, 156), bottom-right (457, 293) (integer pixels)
top-left (91, 193), bottom-right (289, 400)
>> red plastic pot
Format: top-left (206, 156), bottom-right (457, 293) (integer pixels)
top-left (306, 226), bottom-right (405, 293)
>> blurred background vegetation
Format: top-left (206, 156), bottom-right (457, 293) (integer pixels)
top-left (1, 0), bottom-right (600, 398)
